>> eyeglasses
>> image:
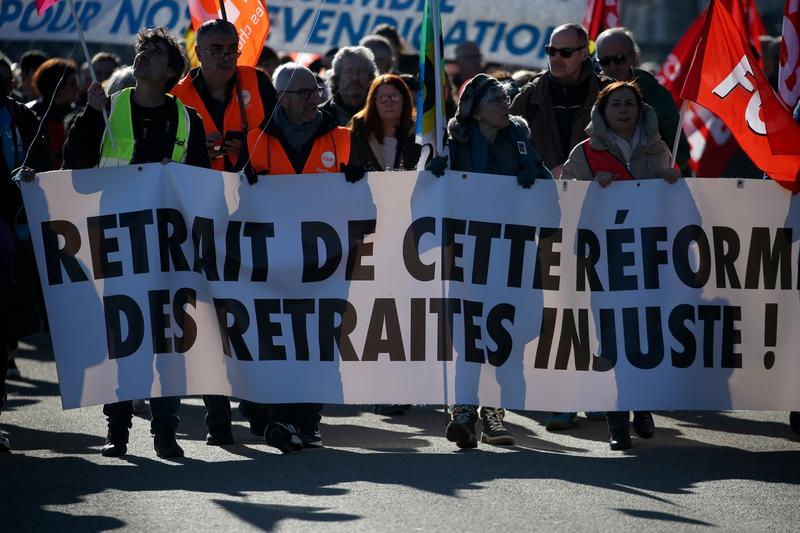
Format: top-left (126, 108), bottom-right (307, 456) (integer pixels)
top-left (376, 93), bottom-right (402, 104)
top-left (544, 45), bottom-right (585, 58)
top-left (283, 86), bottom-right (324, 101)
top-left (203, 47), bottom-right (242, 60)
top-left (598, 54), bottom-right (628, 67)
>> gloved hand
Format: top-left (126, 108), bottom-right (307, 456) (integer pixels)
top-left (340, 163), bottom-right (366, 183)
top-left (426, 155), bottom-right (448, 177)
top-left (517, 169), bottom-right (535, 189)
top-left (240, 163), bottom-right (258, 185)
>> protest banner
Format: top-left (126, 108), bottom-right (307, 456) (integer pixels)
top-left (20, 165), bottom-right (800, 412)
top-left (0, 0), bottom-right (583, 67)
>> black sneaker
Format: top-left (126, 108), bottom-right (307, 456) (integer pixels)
top-left (609, 428), bottom-right (632, 451)
top-left (101, 431), bottom-right (128, 457)
top-left (299, 425), bottom-right (323, 448)
top-left (0, 432), bottom-right (10, 453)
top-left (480, 407), bottom-right (514, 445)
top-left (153, 433), bottom-right (184, 458)
top-left (6, 358), bottom-right (20, 379)
top-left (264, 421), bottom-right (303, 453)
top-left (445, 405), bottom-right (478, 449)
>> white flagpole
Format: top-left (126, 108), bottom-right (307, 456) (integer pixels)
top-left (671, 100), bottom-right (688, 169)
top-left (66, 0), bottom-right (116, 149)
top-left (431, 0), bottom-right (446, 159)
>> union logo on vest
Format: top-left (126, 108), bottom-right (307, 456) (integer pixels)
top-left (321, 151), bottom-right (336, 168)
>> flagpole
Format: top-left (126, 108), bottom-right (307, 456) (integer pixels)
top-left (671, 100), bottom-right (688, 169)
top-left (431, 0), bottom-right (446, 159)
top-left (66, 0), bottom-right (116, 150)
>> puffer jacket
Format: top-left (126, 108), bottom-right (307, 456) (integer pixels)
top-left (561, 103), bottom-right (673, 181)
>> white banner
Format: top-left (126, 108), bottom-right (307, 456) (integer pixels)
top-left (20, 165), bottom-right (800, 411)
top-left (0, 0), bottom-right (582, 67)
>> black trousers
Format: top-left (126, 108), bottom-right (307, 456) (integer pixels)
top-left (103, 397), bottom-right (180, 440)
top-left (267, 403), bottom-right (323, 428)
top-left (203, 396), bottom-right (271, 434)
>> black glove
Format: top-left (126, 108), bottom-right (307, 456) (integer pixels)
top-left (426, 155), bottom-right (448, 177)
top-left (241, 163), bottom-right (258, 185)
top-left (340, 163), bottom-right (366, 183)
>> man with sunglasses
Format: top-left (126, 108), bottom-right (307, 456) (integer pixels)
top-left (595, 28), bottom-right (689, 170)
top-left (510, 23), bottom-right (611, 178)
top-left (171, 19), bottom-right (278, 447)
top-left (172, 19), bottom-right (277, 173)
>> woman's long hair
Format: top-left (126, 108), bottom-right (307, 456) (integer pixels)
top-left (349, 74), bottom-right (415, 143)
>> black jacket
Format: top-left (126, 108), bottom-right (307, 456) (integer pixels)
top-left (348, 125), bottom-right (420, 171)
top-left (0, 97), bottom-right (49, 226)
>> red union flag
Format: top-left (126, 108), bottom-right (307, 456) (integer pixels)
top-left (35, 0), bottom-right (59, 15)
top-left (657, 10), bottom-right (706, 105)
top-left (582, 0), bottom-right (620, 44)
top-left (681, 0), bottom-right (800, 192)
top-left (779, 0), bottom-right (800, 109)
top-left (188, 0), bottom-right (270, 68)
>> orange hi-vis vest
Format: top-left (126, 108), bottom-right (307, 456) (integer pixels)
top-left (171, 66), bottom-right (265, 170)
top-left (247, 126), bottom-right (351, 175)
top-left (580, 139), bottom-right (634, 181)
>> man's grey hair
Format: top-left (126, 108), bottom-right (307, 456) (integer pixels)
top-left (105, 66), bottom-right (135, 95)
top-left (273, 63), bottom-right (315, 93)
top-left (595, 27), bottom-right (641, 60)
top-left (327, 46), bottom-right (377, 93)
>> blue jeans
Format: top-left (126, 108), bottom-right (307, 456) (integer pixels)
top-left (103, 397), bottom-right (180, 439)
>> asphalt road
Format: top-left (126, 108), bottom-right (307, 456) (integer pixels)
top-left (1, 334), bottom-right (799, 532)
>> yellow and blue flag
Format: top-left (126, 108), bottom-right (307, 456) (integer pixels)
top-left (415, 0), bottom-right (449, 170)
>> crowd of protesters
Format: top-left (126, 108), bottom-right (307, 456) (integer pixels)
top-left (0, 18), bottom-right (798, 458)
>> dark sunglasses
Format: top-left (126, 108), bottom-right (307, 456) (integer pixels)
top-left (598, 54), bottom-right (628, 67)
top-left (544, 45), bottom-right (585, 58)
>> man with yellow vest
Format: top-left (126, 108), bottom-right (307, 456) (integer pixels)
top-left (246, 64), bottom-right (362, 453)
top-left (62, 27), bottom-right (209, 459)
top-left (172, 19), bottom-right (277, 172)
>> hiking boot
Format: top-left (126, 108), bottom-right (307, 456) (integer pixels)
top-left (609, 428), bottom-right (632, 451)
top-left (632, 411), bottom-right (655, 439)
top-left (101, 431), bottom-right (128, 458)
top-left (0, 432), bottom-right (10, 453)
top-left (299, 425), bottom-right (323, 448)
top-left (545, 412), bottom-right (578, 431)
top-left (264, 421), bottom-right (303, 453)
top-left (480, 407), bottom-right (514, 445)
top-left (445, 405), bottom-right (478, 449)
top-left (153, 433), bottom-right (184, 459)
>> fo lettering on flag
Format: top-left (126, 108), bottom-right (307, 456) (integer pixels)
top-left (188, 0), bottom-right (270, 68)
top-left (681, 0), bottom-right (800, 192)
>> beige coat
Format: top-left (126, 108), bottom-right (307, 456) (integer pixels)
top-left (561, 103), bottom-right (673, 181)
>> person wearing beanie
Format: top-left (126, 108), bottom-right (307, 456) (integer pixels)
top-left (435, 73), bottom-right (553, 449)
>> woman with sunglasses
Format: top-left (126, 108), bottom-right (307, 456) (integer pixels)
top-left (348, 74), bottom-right (420, 172)
top-left (438, 73), bottom-right (552, 449)
top-left (562, 80), bottom-right (679, 451)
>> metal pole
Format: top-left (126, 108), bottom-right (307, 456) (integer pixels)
top-left (66, 0), bottom-right (116, 150)
top-left (671, 100), bottom-right (688, 169)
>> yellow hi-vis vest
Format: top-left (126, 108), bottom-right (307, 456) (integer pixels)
top-left (99, 88), bottom-right (189, 167)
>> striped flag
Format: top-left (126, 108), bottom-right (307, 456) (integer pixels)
top-left (415, 0), bottom-right (448, 171)
top-left (35, 0), bottom-right (59, 15)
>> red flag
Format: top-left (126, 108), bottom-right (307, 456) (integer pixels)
top-left (188, 0), bottom-right (270, 68)
top-left (681, 0), bottom-right (800, 192)
top-left (656, 10), bottom-right (707, 106)
top-left (779, 0), bottom-right (800, 110)
top-left (582, 0), bottom-right (620, 45)
top-left (35, 0), bottom-right (59, 15)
